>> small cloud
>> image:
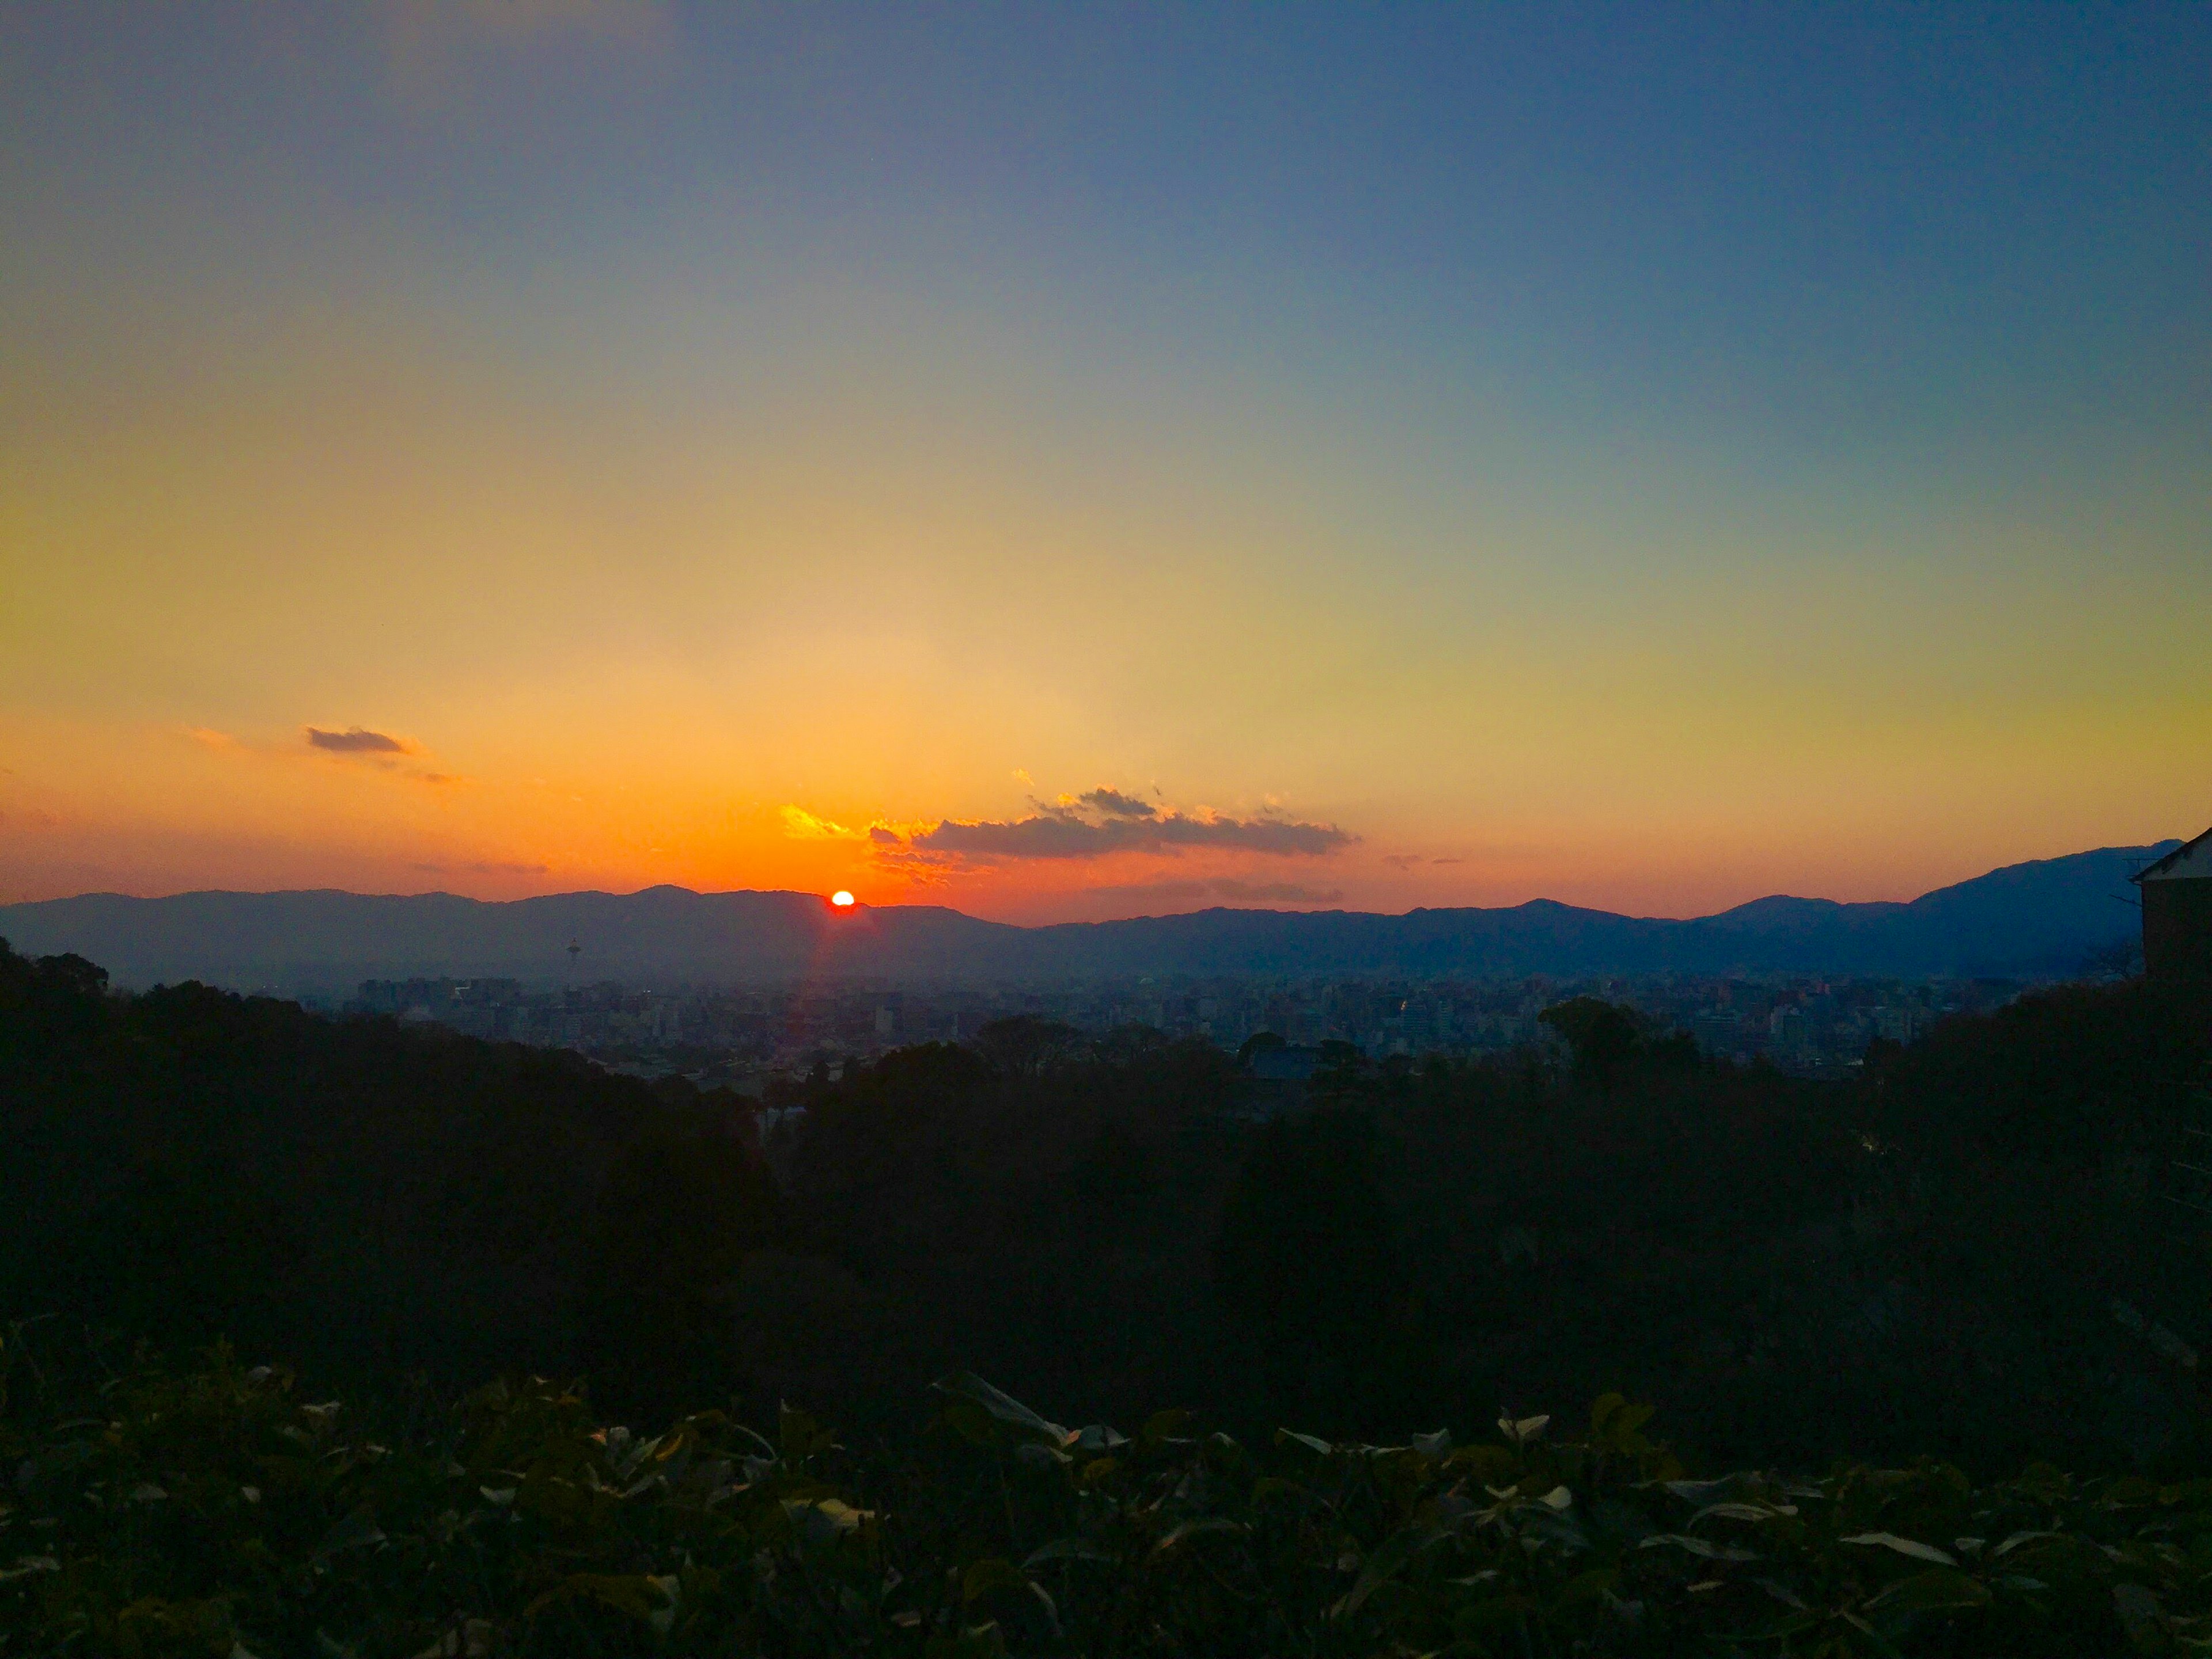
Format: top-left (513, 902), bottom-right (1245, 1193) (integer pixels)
top-left (781, 805), bottom-right (862, 840)
top-left (912, 808), bottom-right (1353, 862)
top-left (1088, 876), bottom-right (1343, 907)
top-left (1382, 853), bottom-right (1423, 870)
top-left (1080, 786), bottom-right (1157, 820)
top-left (1431, 857), bottom-right (1464, 865)
top-left (869, 824), bottom-right (904, 846)
top-left (868, 844), bottom-right (955, 885)
top-left (1210, 879), bottom-right (1343, 903)
top-left (414, 771), bottom-right (464, 787)
top-left (467, 859), bottom-right (548, 874)
top-left (1095, 879), bottom-right (1213, 903)
top-left (307, 726), bottom-right (411, 755)
top-left (1013, 768), bottom-right (1033, 786)
top-left (185, 727), bottom-right (239, 751)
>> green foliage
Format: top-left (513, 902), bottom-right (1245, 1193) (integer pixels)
top-left (6, 1339), bottom-right (2211, 1657)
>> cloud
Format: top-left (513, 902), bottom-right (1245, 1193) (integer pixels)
top-left (780, 805), bottom-right (863, 840)
top-left (1080, 786), bottom-right (1157, 820)
top-left (185, 727), bottom-right (239, 751)
top-left (907, 808), bottom-right (1354, 862)
top-left (413, 771), bottom-right (463, 787)
top-left (1211, 879), bottom-right (1344, 903)
top-left (1382, 852), bottom-right (1423, 869)
top-left (306, 726), bottom-right (411, 755)
top-left (1090, 877), bottom-right (1345, 906)
top-left (868, 824), bottom-right (904, 845)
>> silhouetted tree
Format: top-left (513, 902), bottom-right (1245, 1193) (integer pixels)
top-left (1539, 995), bottom-right (1643, 1092)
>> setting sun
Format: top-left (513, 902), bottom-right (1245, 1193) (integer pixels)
top-left (831, 891), bottom-right (855, 907)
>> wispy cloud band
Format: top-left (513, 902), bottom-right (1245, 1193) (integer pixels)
top-left (899, 806), bottom-right (1354, 861)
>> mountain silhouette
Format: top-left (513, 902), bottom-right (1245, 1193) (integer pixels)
top-left (0, 842), bottom-right (2169, 992)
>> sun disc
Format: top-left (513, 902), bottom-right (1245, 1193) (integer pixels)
top-left (831, 891), bottom-right (855, 907)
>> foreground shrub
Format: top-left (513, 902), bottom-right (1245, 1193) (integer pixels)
top-left (3, 1338), bottom-right (2210, 1656)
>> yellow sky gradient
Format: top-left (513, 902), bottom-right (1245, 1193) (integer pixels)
top-left (4, 305), bottom-right (2204, 921)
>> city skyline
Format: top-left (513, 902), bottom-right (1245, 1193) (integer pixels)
top-left (5, 3), bottom-right (2208, 923)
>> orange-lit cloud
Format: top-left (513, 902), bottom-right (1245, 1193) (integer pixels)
top-left (1090, 877), bottom-right (1346, 906)
top-left (893, 802), bottom-right (1355, 862)
top-left (779, 805), bottom-right (862, 840)
top-left (306, 726), bottom-right (412, 755)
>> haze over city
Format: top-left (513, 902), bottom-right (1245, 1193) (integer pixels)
top-left (4, 3), bottom-right (2206, 923)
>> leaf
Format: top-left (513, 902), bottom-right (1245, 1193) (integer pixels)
top-left (313, 1506), bottom-right (386, 1560)
top-left (931, 1373), bottom-right (1071, 1448)
top-left (1150, 1518), bottom-right (1245, 1556)
top-left (1332, 1527), bottom-right (1427, 1620)
top-left (960, 1559), bottom-right (1032, 1605)
top-left (1840, 1532), bottom-right (1957, 1566)
top-left (959, 1559), bottom-right (1058, 1634)
top-left (525, 1573), bottom-right (674, 1623)
top-left (925, 1623), bottom-right (1009, 1659)
top-left (1024, 1537), bottom-right (1116, 1568)
top-left (783, 1497), bottom-right (873, 1548)
top-left (779, 1403), bottom-right (836, 1459)
top-left (1275, 1429), bottom-right (1335, 1458)
top-left (1691, 1501), bottom-right (1796, 1525)
top-left (2113, 1582), bottom-right (2167, 1655)
top-left (1638, 1533), bottom-right (1762, 1562)
top-left (1665, 1475), bottom-right (1762, 1506)
top-left (1076, 1456), bottom-right (1117, 1489)
top-left (1138, 1408), bottom-right (1192, 1448)
top-left (645, 1575), bottom-right (680, 1638)
top-left (1991, 1529), bottom-right (2067, 1558)
top-left (1865, 1569), bottom-right (1991, 1615)
top-left (1411, 1429), bottom-right (1453, 1457)
top-left (1068, 1422), bottom-right (1125, 1453)
top-left (1497, 1414), bottom-right (1550, 1446)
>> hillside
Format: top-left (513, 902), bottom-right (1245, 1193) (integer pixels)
top-left (0, 841), bottom-right (2172, 990)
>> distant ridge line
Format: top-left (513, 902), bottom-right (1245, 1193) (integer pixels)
top-left (0, 842), bottom-right (2176, 991)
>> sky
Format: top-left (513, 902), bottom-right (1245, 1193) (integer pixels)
top-left (2, 2), bottom-right (2207, 924)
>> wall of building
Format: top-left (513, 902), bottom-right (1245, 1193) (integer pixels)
top-left (2142, 876), bottom-right (2212, 980)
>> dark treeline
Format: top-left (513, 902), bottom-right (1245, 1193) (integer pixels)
top-left (4, 938), bottom-right (2209, 1477)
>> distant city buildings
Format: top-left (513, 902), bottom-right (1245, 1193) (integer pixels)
top-left (338, 966), bottom-right (2021, 1089)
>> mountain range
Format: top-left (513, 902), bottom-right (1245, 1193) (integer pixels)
top-left (0, 842), bottom-right (2171, 993)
